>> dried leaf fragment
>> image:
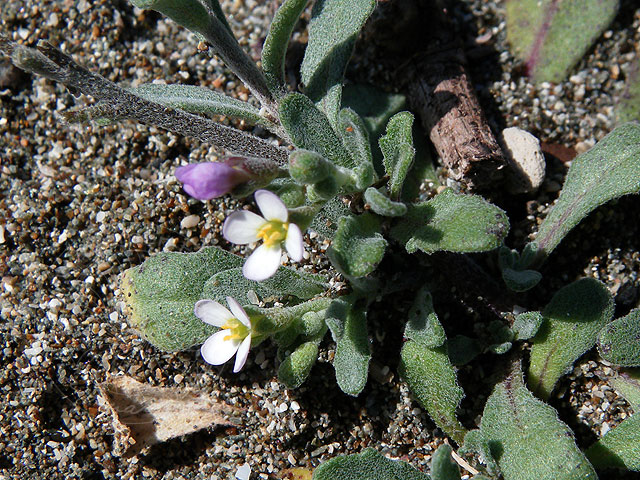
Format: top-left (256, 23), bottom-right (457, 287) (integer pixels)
top-left (99, 375), bottom-right (239, 456)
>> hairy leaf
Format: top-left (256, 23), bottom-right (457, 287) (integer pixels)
top-left (501, 266), bottom-right (543, 292)
top-left (528, 278), bottom-right (614, 399)
top-left (586, 413), bottom-right (640, 471)
top-left (461, 429), bottom-right (499, 476)
top-left (597, 309), bottom-right (640, 367)
top-left (312, 448), bottom-right (430, 480)
top-left (301, 0), bottom-right (376, 126)
top-left (121, 247), bottom-right (241, 351)
top-left (512, 311), bottom-right (543, 341)
top-left (364, 188), bottom-right (408, 217)
top-left (337, 108), bottom-right (375, 190)
top-left (201, 266), bottom-right (327, 304)
top-left (506, 0), bottom-right (618, 83)
top-left (607, 369), bottom-right (640, 410)
top-left (331, 307), bottom-right (371, 396)
top-left (379, 112), bottom-right (416, 200)
top-left (278, 341), bottom-right (319, 388)
top-left (430, 444), bottom-right (460, 480)
top-left (527, 123), bottom-right (640, 265)
top-left (262, 0), bottom-right (308, 95)
top-left (131, 83), bottom-right (278, 132)
top-left (616, 58), bottom-right (640, 123)
top-left (391, 189), bottom-right (509, 255)
top-left (405, 287), bottom-right (446, 348)
top-left (279, 92), bottom-right (355, 168)
top-left (399, 340), bottom-right (466, 445)
top-left (309, 197), bottom-right (352, 239)
top-left (480, 364), bottom-right (598, 480)
top-left (327, 213), bottom-right (387, 278)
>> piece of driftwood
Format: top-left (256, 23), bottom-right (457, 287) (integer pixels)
top-left (366, 0), bottom-right (506, 191)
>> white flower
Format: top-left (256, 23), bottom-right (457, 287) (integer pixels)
top-left (235, 463), bottom-right (251, 480)
top-left (223, 189), bottom-right (304, 281)
top-left (195, 296), bottom-right (252, 373)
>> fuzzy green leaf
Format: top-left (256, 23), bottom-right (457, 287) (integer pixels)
top-left (327, 213), bottom-right (387, 278)
top-left (506, 0), bottom-right (618, 83)
top-left (461, 430), bottom-right (499, 476)
top-left (201, 266), bottom-right (327, 305)
top-left (337, 108), bottom-right (375, 190)
top-left (405, 287), bottom-right (446, 349)
top-left (309, 197), bottom-right (352, 239)
top-left (501, 267), bottom-right (543, 292)
top-left (391, 189), bottom-right (509, 255)
top-left (379, 112), bottom-right (416, 200)
top-left (261, 0), bottom-right (308, 95)
top-left (342, 84), bottom-right (407, 173)
top-left (121, 246), bottom-right (241, 352)
top-left (597, 309), bottom-right (640, 367)
top-left (331, 307), bottom-right (371, 396)
top-left (364, 188), bottom-right (408, 217)
top-left (528, 278), bottom-right (614, 399)
top-left (131, 83), bottom-right (278, 132)
top-left (278, 341), bottom-right (319, 389)
top-left (312, 448), bottom-right (431, 480)
top-left (279, 92), bottom-right (355, 169)
top-left (586, 413), bottom-right (640, 471)
top-left (512, 311), bottom-right (543, 341)
top-left (616, 59), bottom-right (640, 123)
top-left (607, 369), bottom-right (640, 410)
top-left (430, 444), bottom-right (460, 480)
top-left (480, 364), bottom-right (598, 480)
top-left (399, 340), bottom-right (466, 445)
top-left (300, 0), bottom-right (376, 126)
top-left (130, 0), bottom-right (211, 34)
top-left (528, 123), bottom-right (640, 265)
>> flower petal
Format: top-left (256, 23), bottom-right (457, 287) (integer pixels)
top-left (194, 299), bottom-right (233, 327)
top-left (284, 222), bottom-right (304, 261)
top-left (223, 211), bottom-right (265, 244)
top-left (226, 296), bottom-right (251, 327)
top-left (254, 189), bottom-right (288, 222)
top-left (175, 162), bottom-right (248, 200)
top-left (243, 244), bottom-right (282, 281)
top-left (233, 335), bottom-right (252, 373)
top-left (200, 330), bottom-right (240, 365)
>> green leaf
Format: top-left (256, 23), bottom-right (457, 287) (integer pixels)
top-left (586, 413), bottom-right (640, 471)
top-left (327, 213), bottom-right (387, 278)
top-left (279, 92), bottom-right (355, 169)
top-left (364, 188), bottom-right (408, 217)
top-left (331, 307), bottom-right (371, 396)
top-left (121, 246), bottom-right (241, 352)
top-left (379, 112), bottom-right (416, 200)
top-left (289, 149), bottom-right (332, 184)
top-left (528, 278), bottom-right (614, 399)
top-left (480, 364), bottom-right (598, 480)
top-left (201, 266), bottom-right (327, 304)
top-left (131, 83), bottom-right (278, 132)
top-left (261, 0), bottom-right (308, 95)
top-left (391, 189), bottom-right (509, 255)
top-left (616, 58), bottom-right (640, 124)
top-left (300, 0), bottom-right (376, 126)
top-left (501, 267), bottom-right (542, 292)
top-left (337, 108), bottom-right (375, 191)
top-left (597, 309), bottom-right (640, 367)
top-left (430, 444), bottom-right (460, 480)
top-left (511, 311), bottom-right (543, 341)
top-left (505, 0), bottom-right (618, 83)
top-left (342, 84), bottom-right (407, 174)
top-left (528, 123), bottom-right (640, 266)
top-left (399, 340), bottom-right (466, 445)
top-left (405, 287), bottom-right (446, 349)
top-left (200, 0), bottom-right (233, 35)
top-left (312, 448), bottom-right (431, 480)
top-left (607, 369), bottom-right (640, 410)
top-left (461, 429), bottom-right (499, 476)
top-left (278, 341), bottom-right (319, 388)
top-left (130, 0), bottom-right (211, 34)
top-left (247, 297), bottom-right (332, 337)
top-left (447, 335), bottom-right (482, 366)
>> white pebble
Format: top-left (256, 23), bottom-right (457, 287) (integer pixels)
top-left (501, 127), bottom-right (546, 194)
top-left (180, 214), bottom-right (200, 229)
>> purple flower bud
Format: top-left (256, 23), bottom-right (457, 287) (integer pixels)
top-left (175, 159), bottom-right (251, 200)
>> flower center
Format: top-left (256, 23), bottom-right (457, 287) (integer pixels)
top-left (221, 317), bottom-right (250, 341)
top-left (257, 220), bottom-right (288, 248)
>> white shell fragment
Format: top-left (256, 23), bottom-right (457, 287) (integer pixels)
top-left (501, 127), bottom-right (546, 194)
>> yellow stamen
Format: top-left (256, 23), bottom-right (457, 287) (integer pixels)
top-left (220, 317), bottom-right (250, 341)
top-left (257, 220), bottom-right (288, 248)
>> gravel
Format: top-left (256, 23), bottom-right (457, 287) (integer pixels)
top-left (1, 0), bottom-right (639, 479)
